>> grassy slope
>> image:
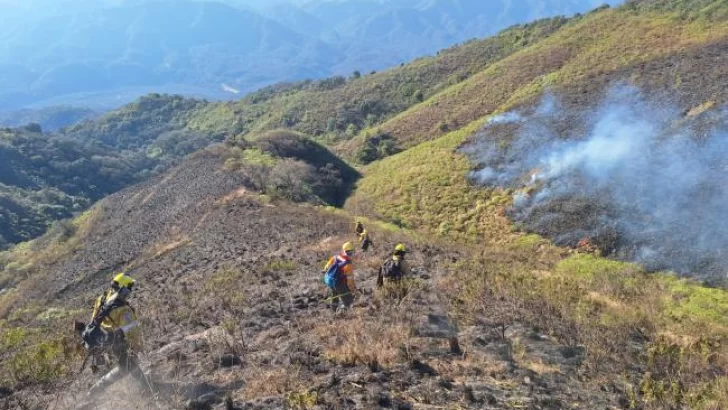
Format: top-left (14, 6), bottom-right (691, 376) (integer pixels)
top-left (349, 109), bottom-right (728, 409)
top-left (184, 17), bottom-right (569, 142)
top-left (347, 1), bottom-right (728, 407)
top-left (367, 1), bottom-right (728, 151)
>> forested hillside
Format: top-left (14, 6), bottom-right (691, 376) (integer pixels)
top-left (4, 0), bottom-right (728, 262)
top-left (0, 95), bottom-right (228, 247)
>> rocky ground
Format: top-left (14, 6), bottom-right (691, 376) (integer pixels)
top-left (4, 147), bottom-right (628, 410)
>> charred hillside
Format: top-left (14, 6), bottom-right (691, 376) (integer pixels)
top-left (2, 142), bottom-right (626, 410)
top-left (463, 84), bottom-right (728, 284)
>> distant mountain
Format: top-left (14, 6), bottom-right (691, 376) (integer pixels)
top-left (0, 106), bottom-right (96, 131)
top-left (0, 0), bottom-right (337, 110)
top-left (299, 0), bottom-right (619, 71)
top-left (0, 0), bottom-right (620, 111)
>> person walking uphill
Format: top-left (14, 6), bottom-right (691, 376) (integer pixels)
top-left (79, 273), bottom-right (151, 396)
top-left (323, 242), bottom-right (357, 310)
top-left (359, 227), bottom-right (373, 252)
top-left (355, 221), bottom-right (373, 252)
top-left (75, 275), bottom-right (128, 374)
top-left (377, 243), bottom-right (412, 288)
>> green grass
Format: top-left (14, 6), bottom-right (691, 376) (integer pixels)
top-left (224, 147), bottom-right (278, 170)
top-left (370, 3), bottom-right (728, 149)
top-left (0, 323), bottom-right (78, 387)
top-left (264, 260), bottom-right (298, 272)
top-left (555, 254), bottom-right (639, 280)
top-left (512, 234), bottom-right (546, 249)
top-left (347, 120), bottom-right (517, 244)
top-left (660, 275), bottom-right (728, 328)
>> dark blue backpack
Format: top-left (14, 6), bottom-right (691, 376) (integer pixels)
top-left (81, 324), bottom-right (108, 349)
top-left (323, 256), bottom-right (350, 289)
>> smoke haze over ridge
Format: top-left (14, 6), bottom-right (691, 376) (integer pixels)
top-left (464, 87), bottom-right (728, 283)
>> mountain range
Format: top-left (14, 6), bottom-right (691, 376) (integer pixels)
top-left (0, 0), bottom-right (618, 113)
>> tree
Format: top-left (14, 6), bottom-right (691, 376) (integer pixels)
top-left (355, 132), bottom-right (400, 164)
top-left (24, 123), bottom-right (42, 133)
top-left (345, 124), bottom-right (358, 137)
top-left (326, 117), bottom-right (337, 132)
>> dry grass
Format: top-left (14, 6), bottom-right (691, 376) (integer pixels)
top-left (368, 6), bottom-right (728, 151)
top-left (0, 207), bottom-right (103, 318)
top-left (523, 357), bottom-right (562, 375)
top-left (149, 235), bottom-right (192, 259)
top-left (241, 367), bottom-right (308, 400)
top-left (312, 313), bottom-right (412, 368)
top-left (215, 188), bottom-right (250, 205)
top-left (434, 248), bottom-right (728, 408)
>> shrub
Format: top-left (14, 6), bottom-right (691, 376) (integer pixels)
top-left (1, 325), bottom-right (77, 387)
top-left (354, 132), bottom-right (401, 164)
top-left (286, 390), bottom-right (319, 409)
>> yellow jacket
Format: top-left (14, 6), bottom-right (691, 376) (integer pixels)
top-left (324, 253), bottom-right (356, 291)
top-left (91, 292), bottom-right (142, 350)
top-left (90, 290), bottom-right (115, 322)
top-left (358, 229), bottom-right (369, 243)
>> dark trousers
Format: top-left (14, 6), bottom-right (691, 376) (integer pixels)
top-left (89, 345), bottom-right (158, 397)
top-left (330, 281), bottom-right (353, 310)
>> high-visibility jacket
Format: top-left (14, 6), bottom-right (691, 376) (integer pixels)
top-left (91, 292), bottom-right (142, 351)
top-left (323, 252), bottom-right (356, 291)
top-left (90, 290), bottom-right (115, 322)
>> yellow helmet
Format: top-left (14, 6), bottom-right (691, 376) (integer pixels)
top-left (342, 242), bottom-right (356, 253)
top-left (112, 273), bottom-right (135, 290)
top-left (394, 243), bottom-right (407, 253)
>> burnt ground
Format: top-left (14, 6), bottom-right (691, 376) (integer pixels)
top-left (461, 38), bottom-right (728, 283)
top-left (3, 146), bottom-right (627, 409)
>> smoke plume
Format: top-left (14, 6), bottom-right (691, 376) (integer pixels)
top-left (464, 87), bottom-right (728, 283)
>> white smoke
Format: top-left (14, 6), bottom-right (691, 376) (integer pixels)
top-left (465, 87), bottom-right (728, 283)
top-left (486, 111), bottom-right (523, 125)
